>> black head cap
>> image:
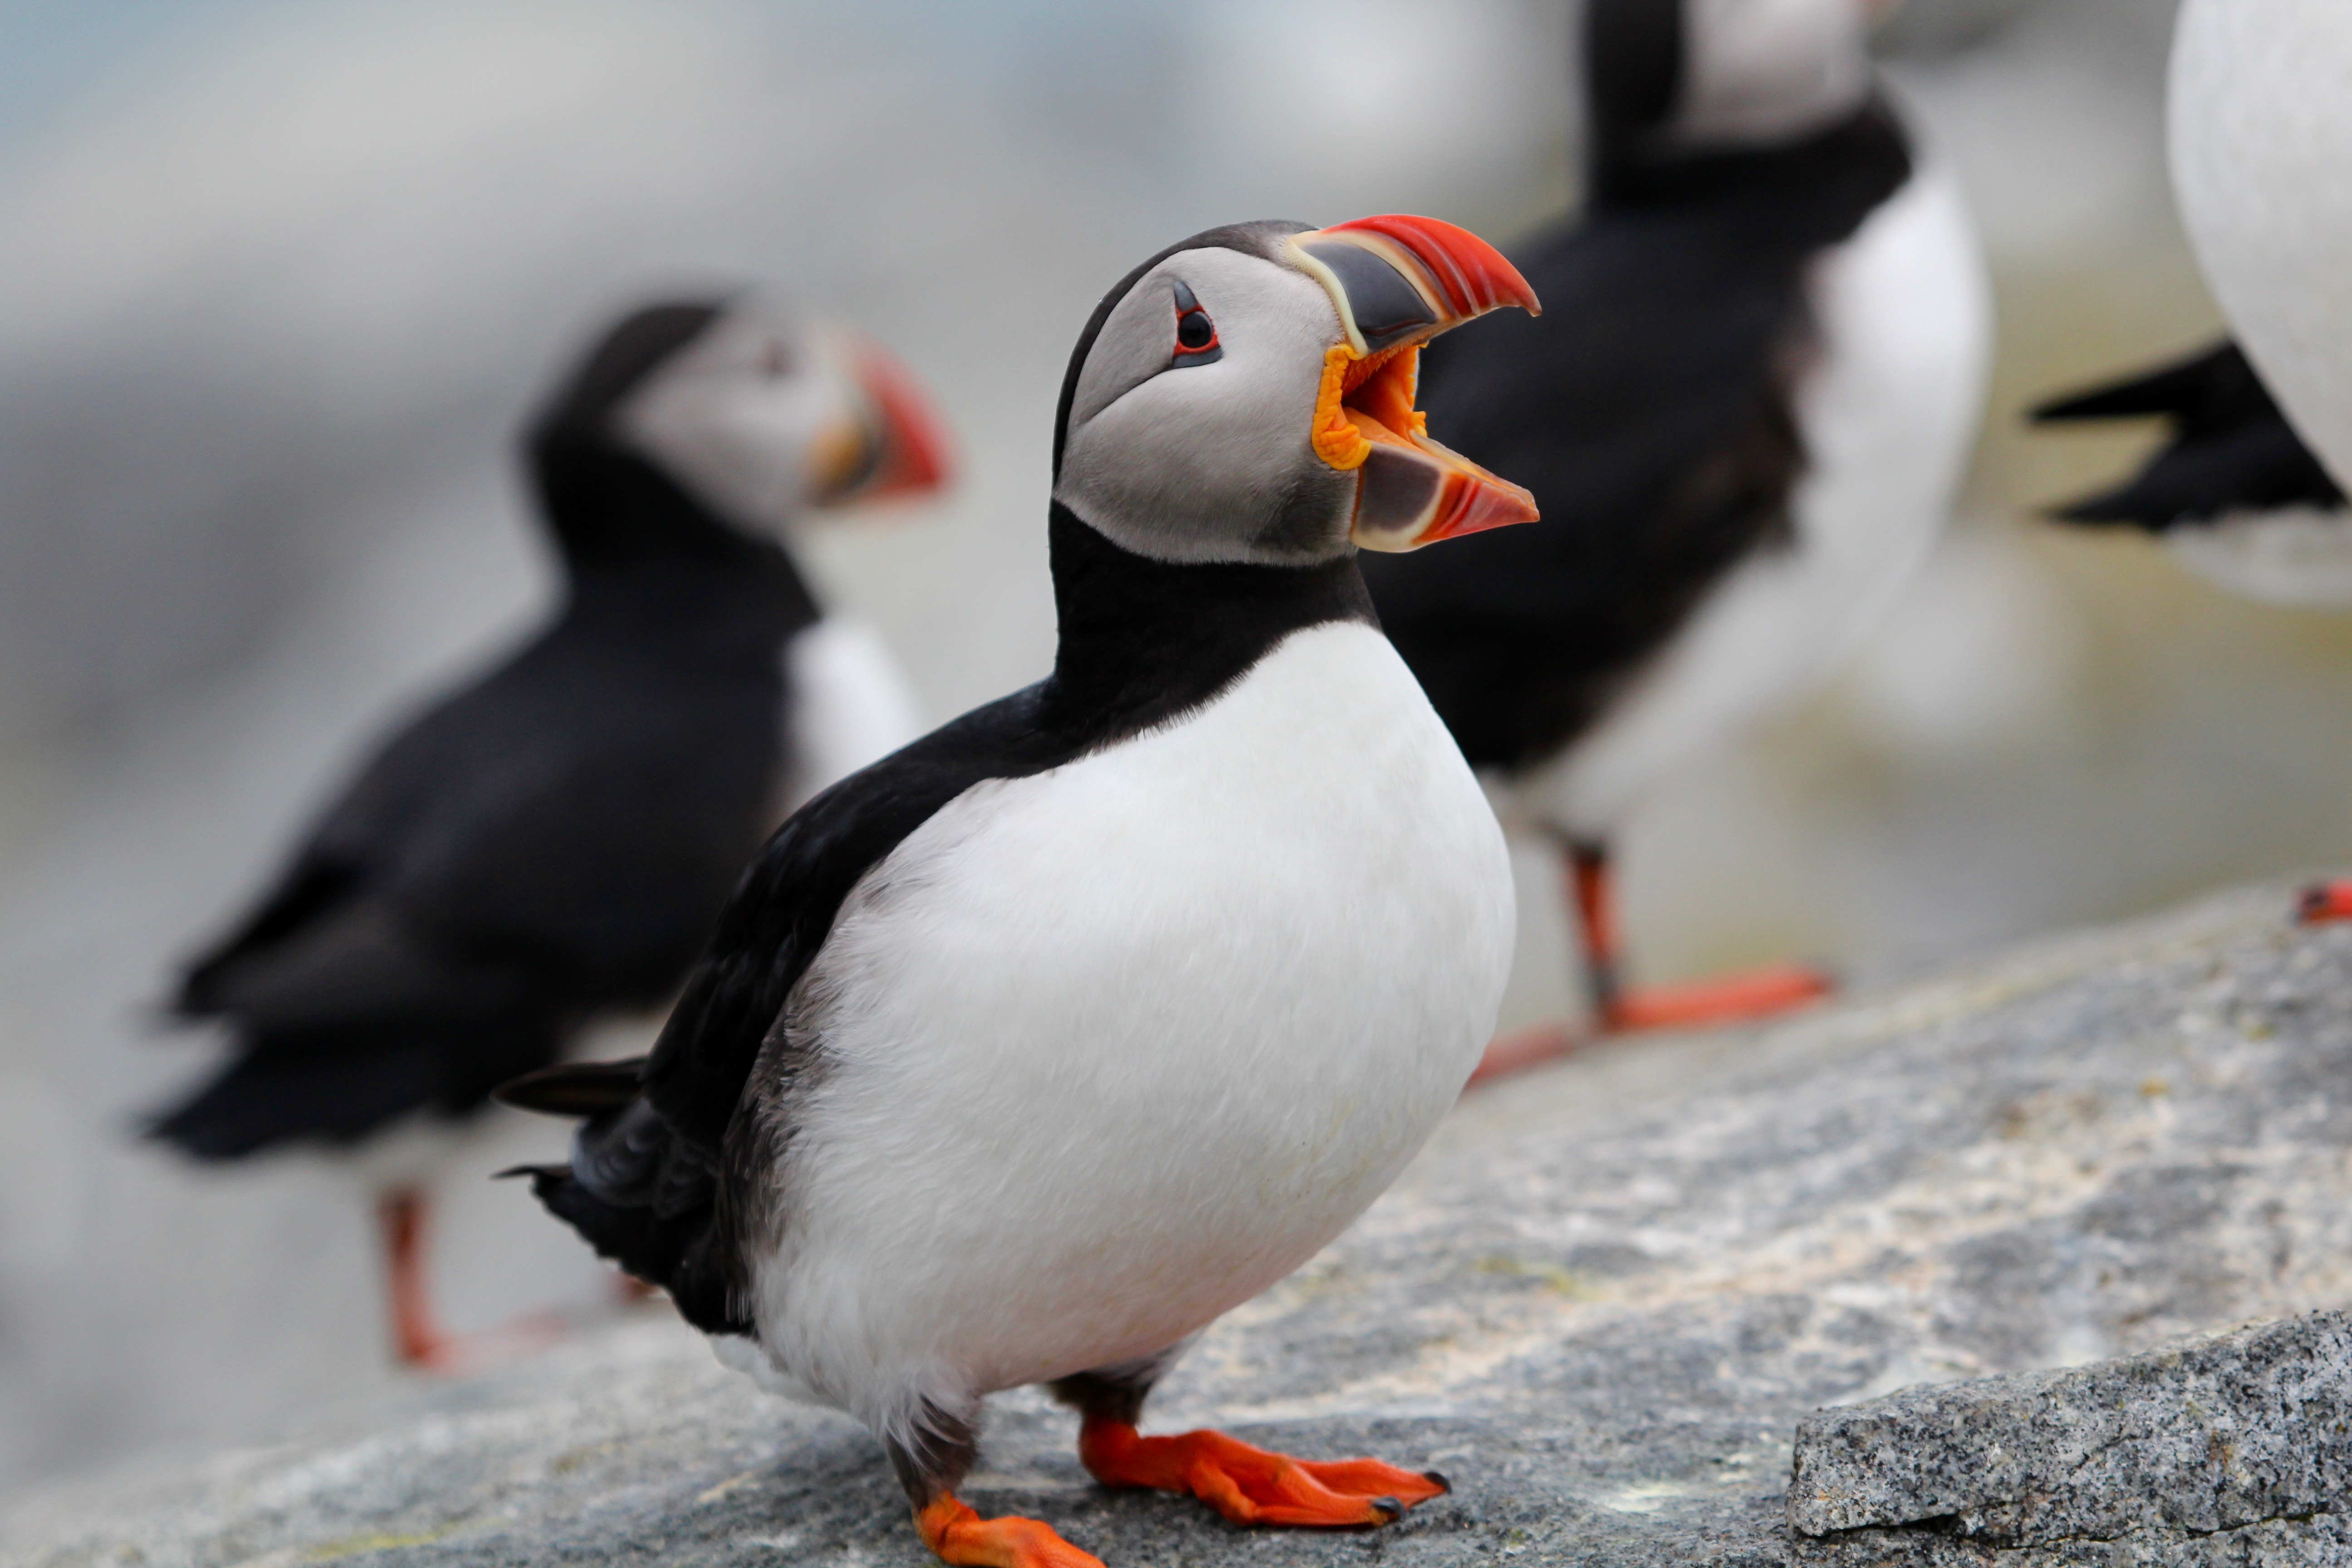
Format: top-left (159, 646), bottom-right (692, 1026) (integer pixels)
top-left (529, 301), bottom-right (727, 461)
top-left (1584, 0), bottom-right (1685, 191)
top-left (523, 300), bottom-right (772, 568)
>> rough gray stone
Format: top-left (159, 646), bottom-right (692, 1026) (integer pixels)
top-left (1789, 1310), bottom-right (2352, 1561)
top-left (10, 882), bottom-right (2352, 1566)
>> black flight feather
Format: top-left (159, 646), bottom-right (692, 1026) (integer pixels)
top-left (497, 1057), bottom-right (645, 1117)
top-left (2031, 339), bottom-right (2344, 530)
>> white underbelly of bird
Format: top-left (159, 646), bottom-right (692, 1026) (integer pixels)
top-left (730, 621), bottom-right (1513, 1421)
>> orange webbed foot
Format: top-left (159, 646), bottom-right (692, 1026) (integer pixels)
top-left (2298, 879), bottom-right (2352, 925)
top-left (1603, 960), bottom-right (1831, 1034)
top-left (1079, 1417), bottom-right (1447, 1529)
top-left (1467, 1020), bottom-right (1586, 1087)
top-left (916, 1495), bottom-right (1102, 1568)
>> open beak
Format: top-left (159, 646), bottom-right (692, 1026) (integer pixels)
top-left (813, 335), bottom-right (954, 508)
top-left (1288, 214), bottom-right (1541, 552)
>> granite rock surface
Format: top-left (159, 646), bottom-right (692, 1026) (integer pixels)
top-left (1790, 1309), bottom-right (2352, 1563)
top-left (9, 882), bottom-right (2352, 1566)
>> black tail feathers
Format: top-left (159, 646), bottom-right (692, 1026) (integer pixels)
top-left (496, 1055), bottom-right (646, 1116)
top-left (493, 1056), bottom-right (747, 1336)
top-left (145, 1043), bottom-right (445, 1160)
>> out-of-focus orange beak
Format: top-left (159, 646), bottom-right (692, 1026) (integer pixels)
top-left (1287, 213), bottom-right (1541, 552)
top-left (823, 335), bottom-right (953, 507)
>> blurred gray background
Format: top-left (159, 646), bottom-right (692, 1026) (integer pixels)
top-left (3, 0), bottom-right (2341, 1493)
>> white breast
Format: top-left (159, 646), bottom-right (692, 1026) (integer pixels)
top-left (777, 615), bottom-right (926, 813)
top-left (736, 620), bottom-right (1514, 1430)
top-left (1530, 152), bottom-right (1991, 838)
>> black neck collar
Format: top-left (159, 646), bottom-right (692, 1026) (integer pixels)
top-left (1591, 96), bottom-right (1912, 224)
top-left (1039, 502), bottom-right (1375, 745)
top-left (532, 441), bottom-right (822, 632)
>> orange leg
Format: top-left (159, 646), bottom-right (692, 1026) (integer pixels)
top-left (1570, 839), bottom-right (1829, 1034)
top-left (1568, 840), bottom-right (1626, 1022)
top-left (2299, 880), bottom-right (2352, 924)
top-left (1078, 1415), bottom-right (1446, 1529)
top-left (379, 1187), bottom-right (456, 1371)
top-left (1466, 1018), bottom-right (1584, 1087)
top-left (1471, 838), bottom-right (1832, 1086)
top-left (916, 1495), bottom-right (1102, 1568)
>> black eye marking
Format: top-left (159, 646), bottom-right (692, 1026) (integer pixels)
top-left (1171, 279), bottom-right (1222, 368)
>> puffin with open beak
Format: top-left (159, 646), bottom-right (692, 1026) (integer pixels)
top-left (151, 295), bottom-right (949, 1370)
top-left (503, 217), bottom-right (1535, 1568)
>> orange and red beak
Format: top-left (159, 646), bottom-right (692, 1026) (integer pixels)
top-left (818, 335), bottom-right (954, 508)
top-left (1287, 214), bottom-right (1541, 552)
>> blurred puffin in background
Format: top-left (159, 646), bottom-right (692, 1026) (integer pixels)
top-left (503, 214), bottom-right (1536, 1568)
top-left (2090, 0), bottom-right (2352, 923)
top-left (1359, 0), bottom-right (1989, 1075)
top-left (148, 296), bottom-right (950, 1368)
top-left (2032, 340), bottom-right (2349, 604)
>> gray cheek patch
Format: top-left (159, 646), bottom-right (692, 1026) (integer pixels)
top-left (1068, 278), bottom-right (1179, 433)
top-left (1352, 446), bottom-right (1441, 542)
top-left (1057, 247), bottom-right (1358, 566)
top-left (1672, 0), bottom-right (1870, 147)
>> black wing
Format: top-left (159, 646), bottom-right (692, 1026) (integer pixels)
top-left (1361, 206), bottom-right (1817, 769)
top-left (2031, 339), bottom-right (2344, 530)
top-left (156, 612), bottom-right (785, 1156)
top-left (1360, 103), bottom-right (1912, 771)
top-left (503, 686), bottom-right (1069, 1332)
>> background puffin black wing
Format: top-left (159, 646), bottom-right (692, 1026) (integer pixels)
top-left (2031, 339), bottom-right (2344, 528)
top-left (157, 621), bottom-right (784, 1156)
top-left (1357, 104), bottom-right (1913, 772)
top-left (505, 685), bottom-right (1078, 1333)
top-left (1357, 208), bottom-right (1815, 768)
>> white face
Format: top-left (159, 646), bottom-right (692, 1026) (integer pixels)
top-left (612, 304), bottom-right (877, 537)
top-left (1670, 0), bottom-right (1875, 146)
top-left (1056, 244), bottom-right (1360, 567)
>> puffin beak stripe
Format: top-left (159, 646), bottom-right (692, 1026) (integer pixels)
top-left (828, 335), bottom-right (953, 506)
top-left (1316, 212), bottom-right (1541, 323)
top-left (1286, 213), bottom-right (1541, 551)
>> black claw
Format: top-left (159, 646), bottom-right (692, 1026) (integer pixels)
top-left (1369, 1495), bottom-right (1404, 1521)
top-left (1422, 1469), bottom-right (1451, 1494)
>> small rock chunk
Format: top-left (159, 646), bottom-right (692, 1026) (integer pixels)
top-left (1788, 1309), bottom-right (2352, 1559)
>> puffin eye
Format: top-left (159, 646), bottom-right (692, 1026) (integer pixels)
top-left (762, 340), bottom-right (794, 378)
top-left (1170, 279), bottom-right (1222, 368)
